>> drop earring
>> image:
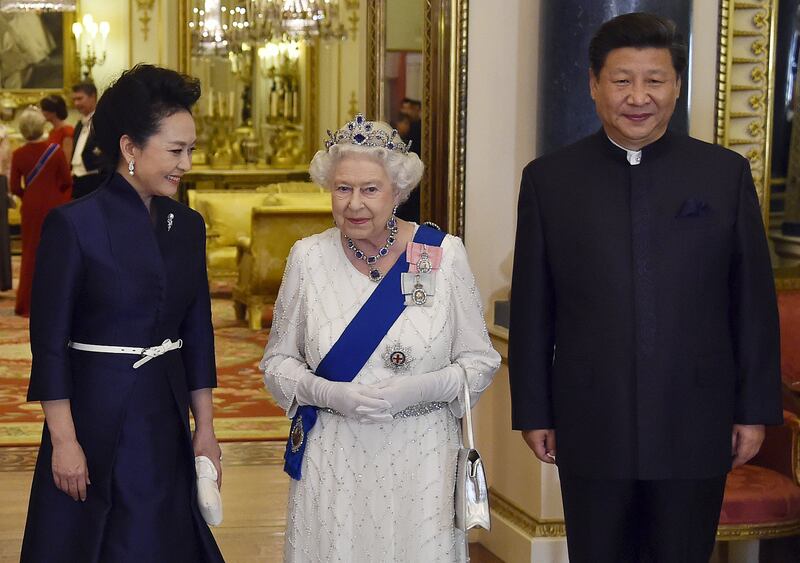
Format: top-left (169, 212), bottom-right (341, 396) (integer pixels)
top-left (128, 159), bottom-right (135, 176)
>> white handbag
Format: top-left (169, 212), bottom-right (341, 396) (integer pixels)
top-left (454, 378), bottom-right (491, 531)
top-left (195, 455), bottom-right (223, 526)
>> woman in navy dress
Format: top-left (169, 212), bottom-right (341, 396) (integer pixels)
top-left (21, 65), bottom-right (225, 562)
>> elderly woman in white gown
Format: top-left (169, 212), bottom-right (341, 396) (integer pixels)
top-left (260, 114), bottom-right (500, 562)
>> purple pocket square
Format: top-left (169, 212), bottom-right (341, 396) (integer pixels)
top-left (676, 198), bottom-right (710, 218)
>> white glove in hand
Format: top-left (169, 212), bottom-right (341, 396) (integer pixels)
top-left (295, 374), bottom-right (393, 423)
top-left (375, 367), bottom-right (462, 415)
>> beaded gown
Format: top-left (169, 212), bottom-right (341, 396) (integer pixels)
top-left (261, 226), bottom-right (500, 563)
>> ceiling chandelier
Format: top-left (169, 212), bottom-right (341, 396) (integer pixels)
top-left (189, 0), bottom-right (348, 55)
top-left (0, 0), bottom-right (76, 10)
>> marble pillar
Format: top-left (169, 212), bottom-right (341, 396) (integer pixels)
top-left (539, 1), bottom-right (692, 155)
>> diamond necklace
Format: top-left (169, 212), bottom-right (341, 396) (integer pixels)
top-left (345, 216), bottom-right (398, 282)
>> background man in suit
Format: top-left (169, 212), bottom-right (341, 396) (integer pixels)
top-left (395, 97), bottom-right (422, 223)
top-left (509, 13), bottom-right (781, 563)
top-left (70, 82), bottom-right (103, 199)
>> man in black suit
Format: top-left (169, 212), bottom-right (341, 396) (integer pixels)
top-left (70, 82), bottom-right (103, 199)
top-left (509, 13), bottom-right (781, 563)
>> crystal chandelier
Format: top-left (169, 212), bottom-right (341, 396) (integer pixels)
top-left (188, 0), bottom-right (348, 56)
top-left (0, 0), bottom-right (76, 10)
top-left (278, 0), bottom-right (347, 41)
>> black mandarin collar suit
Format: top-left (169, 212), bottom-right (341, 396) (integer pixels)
top-left (509, 129), bottom-right (781, 480)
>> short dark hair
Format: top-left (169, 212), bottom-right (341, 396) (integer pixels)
top-left (93, 64), bottom-right (201, 169)
top-left (401, 98), bottom-right (421, 108)
top-left (71, 82), bottom-right (97, 97)
top-left (589, 12), bottom-right (688, 77)
top-left (40, 94), bottom-right (68, 120)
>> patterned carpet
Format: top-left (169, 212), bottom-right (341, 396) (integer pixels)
top-left (0, 257), bottom-right (289, 446)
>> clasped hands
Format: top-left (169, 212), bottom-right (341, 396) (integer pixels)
top-left (296, 371), bottom-right (460, 424)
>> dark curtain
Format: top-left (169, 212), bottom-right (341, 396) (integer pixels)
top-left (539, 0), bottom-right (693, 156)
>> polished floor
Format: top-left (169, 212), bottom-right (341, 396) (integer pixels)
top-left (0, 441), bottom-right (502, 562)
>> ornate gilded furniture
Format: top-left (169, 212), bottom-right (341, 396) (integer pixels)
top-left (716, 271), bottom-right (800, 546)
top-left (179, 166), bottom-right (309, 200)
top-left (717, 410), bottom-right (800, 541)
top-left (233, 192), bottom-right (332, 330)
top-left (188, 183), bottom-right (328, 282)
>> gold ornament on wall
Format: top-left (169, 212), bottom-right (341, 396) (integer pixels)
top-left (136, 0), bottom-right (155, 41)
top-left (345, 0), bottom-right (360, 38)
top-left (715, 0), bottom-right (778, 224)
top-left (348, 91), bottom-right (358, 117)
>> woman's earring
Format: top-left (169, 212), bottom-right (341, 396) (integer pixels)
top-left (128, 159), bottom-right (135, 176)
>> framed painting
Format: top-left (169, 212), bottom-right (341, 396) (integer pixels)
top-left (0, 9), bottom-right (77, 109)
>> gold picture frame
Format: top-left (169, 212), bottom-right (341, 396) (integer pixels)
top-left (0, 9), bottom-right (78, 109)
top-left (367, 0), bottom-right (468, 237)
top-left (715, 0), bottom-right (779, 228)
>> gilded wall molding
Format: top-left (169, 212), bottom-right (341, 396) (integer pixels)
top-left (450, 0), bottom-right (468, 237)
top-left (136, 0), bottom-right (156, 41)
top-left (421, 0), bottom-right (433, 223)
top-left (488, 488), bottom-right (566, 538)
top-left (366, 0), bottom-right (468, 237)
top-left (715, 0), bottom-right (779, 228)
top-left (344, 0), bottom-right (360, 39)
top-left (365, 1), bottom-right (384, 120)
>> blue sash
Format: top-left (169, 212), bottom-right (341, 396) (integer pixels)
top-left (284, 224), bottom-right (447, 479)
top-left (25, 143), bottom-right (59, 188)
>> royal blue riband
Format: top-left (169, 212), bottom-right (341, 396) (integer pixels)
top-left (284, 225), bottom-right (446, 479)
top-left (25, 143), bottom-right (59, 188)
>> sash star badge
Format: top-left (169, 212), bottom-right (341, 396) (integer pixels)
top-left (167, 213), bottom-right (174, 232)
top-left (382, 342), bottom-right (414, 371)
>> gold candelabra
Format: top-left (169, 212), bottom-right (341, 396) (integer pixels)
top-left (72, 14), bottom-right (109, 81)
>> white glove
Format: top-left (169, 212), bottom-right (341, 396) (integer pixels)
top-left (375, 366), bottom-right (463, 415)
top-left (295, 374), bottom-right (393, 423)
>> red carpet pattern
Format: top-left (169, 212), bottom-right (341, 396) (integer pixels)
top-left (0, 258), bottom-right (289, 445)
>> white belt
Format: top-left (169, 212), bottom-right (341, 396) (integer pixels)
top-left (68, 338), bottom-right (183, 369)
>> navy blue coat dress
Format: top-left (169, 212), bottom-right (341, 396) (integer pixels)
top-left (21, 173), bottom-right (225, 562)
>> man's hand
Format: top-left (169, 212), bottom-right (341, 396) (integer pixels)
top-left (522, 429), bottom-right (557, 464)
top-left (731, 424), bottom-right (765, 468)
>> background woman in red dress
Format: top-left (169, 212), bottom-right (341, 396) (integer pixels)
top-left (40, 95), bottom-right (74, 162)
top-left (10, 107), bottom-right (71, 316)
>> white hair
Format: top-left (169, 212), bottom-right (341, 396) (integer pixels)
top-left (309, 121), bottom-right (424, 204)
top-left (18, 107), bottom-right (46, 142)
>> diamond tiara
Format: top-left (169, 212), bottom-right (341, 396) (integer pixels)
top-left (324, 113), bottom-right (411, 154)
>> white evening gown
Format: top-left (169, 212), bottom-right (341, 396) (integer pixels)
top-left (261, 226), bottom-right (500, 563)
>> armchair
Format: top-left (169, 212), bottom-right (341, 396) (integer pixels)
top-left (233, 201), bottom-right (332, 330)
top-left (715, 272), bottom-right (800, 560)
top-left (717, 410), bottom-right (800, 542)
top-left (187, 183), bottom-right (327, 282)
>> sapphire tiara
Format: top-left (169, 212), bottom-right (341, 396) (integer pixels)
top-left (324, 113), bottom-right (411, 154)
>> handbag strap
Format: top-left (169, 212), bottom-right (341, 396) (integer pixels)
top-left (462, 377), bottom-right (475, 450)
